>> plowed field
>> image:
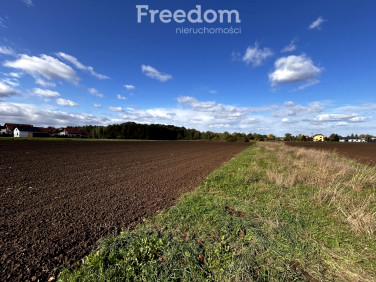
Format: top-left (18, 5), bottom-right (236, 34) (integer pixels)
top-left (0, 140), bottom-right (250, 281)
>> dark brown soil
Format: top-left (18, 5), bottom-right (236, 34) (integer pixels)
top-left (0, 140), bottom-right (250, 281)
top-left (286, 142), bottom-right (376, 167)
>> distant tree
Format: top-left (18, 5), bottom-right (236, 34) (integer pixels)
top-left (232, 132), bottom-right (249, 142)
top-left (359, 134), bottom-right (373, 142)
top-left (267, 134), bottom-right (276, 141)
top-left (247, 133), bottom-right (255, 140)
top-left (297, 133), bottom-right (308, 141)
top-left (284, 133), bottom-right (293, 141)
top-left (329, 133), bottom-right (340, 142)
top-left (222, 131), bottom-right (231, 141)
top-left (254, 134), bottom-right (266, 141)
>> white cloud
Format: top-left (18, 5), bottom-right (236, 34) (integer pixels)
top-left (124, 84), bottom-right (135, 90)
top-left (272, 101), bottom-right (324, 117)
top-left (269, 54), bottom-right (322, 86)
top-left (4, 54), bottom-right (79, 84)
top-left (117, 94), bottom-right (127, 100)
top-left (2, 78), bottom-right (19, 87)
top-left (35, 78), bottom-right (56, 88)
top-left (93, 103), bottom-right (101, 108)
top-left (109, 106), bottom-right (124, 112)
top-left (88, 88), bottom-right (104, 98)
top-left (209, 90), bottom-right (217, 94)
top-left (0, 101), bottom-right (112, 126)
top-left (349, 116), bottom-right (366, 122)
top-left (281, 118), bottom-right (299, 124)
top-left (22, 0), bottom-right (33, 7)
top-left (281, 39), bottom-right (298, 53)
top-left (0, 95), bottom-right (373, 137)
top-left (314, 113), bottom-right (366, 123)
top-left (56, 98), bottom-right (78, 106)
top-left (7, 72), bottom-right (22, 78)
top-left (0, 81), bottom-right (18, 97)
top-left (242, 43), bottom-right (273, 66)
top-left (337, 122), bottom-right (349, 126)
top-left (141, 65), bottom-right (172, 82)
top-left (0, 46), bottom-right (15, 56)
top-left (309, 16), bottom-right (325, 30)
top-left (33, 88), bottom-right (60, 98)
top-left (57, 52), bottom-right (109, 80)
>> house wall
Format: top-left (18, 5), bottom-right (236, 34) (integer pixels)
top-left (14, 129), bottom-right (30, 138)
top-left (313, 135), bottom-right (324, 142)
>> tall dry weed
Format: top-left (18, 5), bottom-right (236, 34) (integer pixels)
top-left (258, 142), bottom-right (376, 236)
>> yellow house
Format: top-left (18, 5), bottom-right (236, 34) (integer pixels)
top-left (313, 134), bottom-right (325, 142)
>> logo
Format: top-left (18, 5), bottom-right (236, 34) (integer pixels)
top-left (136, 5), bottom-right (241, 24)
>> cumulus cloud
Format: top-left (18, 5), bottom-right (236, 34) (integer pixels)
top-left (109, 106), bottom-right (124, 112)
top-left (0, 93), bottom-right (373, 137)
top-left (124, 84), bottom-right (135, 90)
top-left (0, 101), bottom-right (112, 126)
top-left (242, 43), bottom-right (273, 66)
top-left (272, 101), bottom-right (324, 117)
top-left (309, 16), bottom-right (326, 30)
top-left (93, 103), bottom-right (101, 108)
top-left (281, 39), bottom-right (298, 53)
top-left (269, 54), bottom-right (322, 86)
top-left (117, 94), bottom-right (127, 100)
top-left (0, 81), bottom-right (18, 97)
top-left (141, 65), bottom-right (172, 82)
top-left (57, 52), bottom-right (109, 80)
top-left (88, 88), bottom-right (104, 98)
top-left (0, 46), bottom-right (15, 56)
top-left (4, 54), bottom-right (79, 84)
top-left (33, 88), bottom-right (60, 98)
top-left (56, 98), bottom-right (78, 106)
top-left (174, 96), bottom-right (269, 130)
top-left (314, 113), bottom-right (366, 123)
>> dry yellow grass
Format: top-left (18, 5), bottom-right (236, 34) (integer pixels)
top-left (259, 142), bottom-right (376, 236)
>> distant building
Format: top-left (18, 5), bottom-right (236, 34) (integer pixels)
top-left (13, 126), bottom-right (39, 138)
top-left (4, 123), bottom-right (33, 135)
top-left (59, 128), bottom-right (90, 138)
top-left (313, 134), bottom-right (325, 142)
top-left (339, 136), bottom-right (366, 143)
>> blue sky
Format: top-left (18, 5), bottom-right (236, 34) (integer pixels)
top-left (0, 0), bottom-right (375, 136)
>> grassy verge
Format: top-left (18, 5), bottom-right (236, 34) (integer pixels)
top-left (58, 142), bottom-right (376, 281)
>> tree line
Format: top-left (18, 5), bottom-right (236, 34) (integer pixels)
top-left (80, 122), bottom-right (253, 142)
top-left (74, 122), bottom-right (373, 142)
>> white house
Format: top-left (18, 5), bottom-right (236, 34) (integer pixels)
top-left (59, 127), bottom-right (90, 138)
top-left (14, 126), bottom-right (39, 138)
top-left (339, 136), bottom-right (366, 142)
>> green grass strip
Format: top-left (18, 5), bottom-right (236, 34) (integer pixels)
top-left (58, 143), bottom-right (376, 281)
